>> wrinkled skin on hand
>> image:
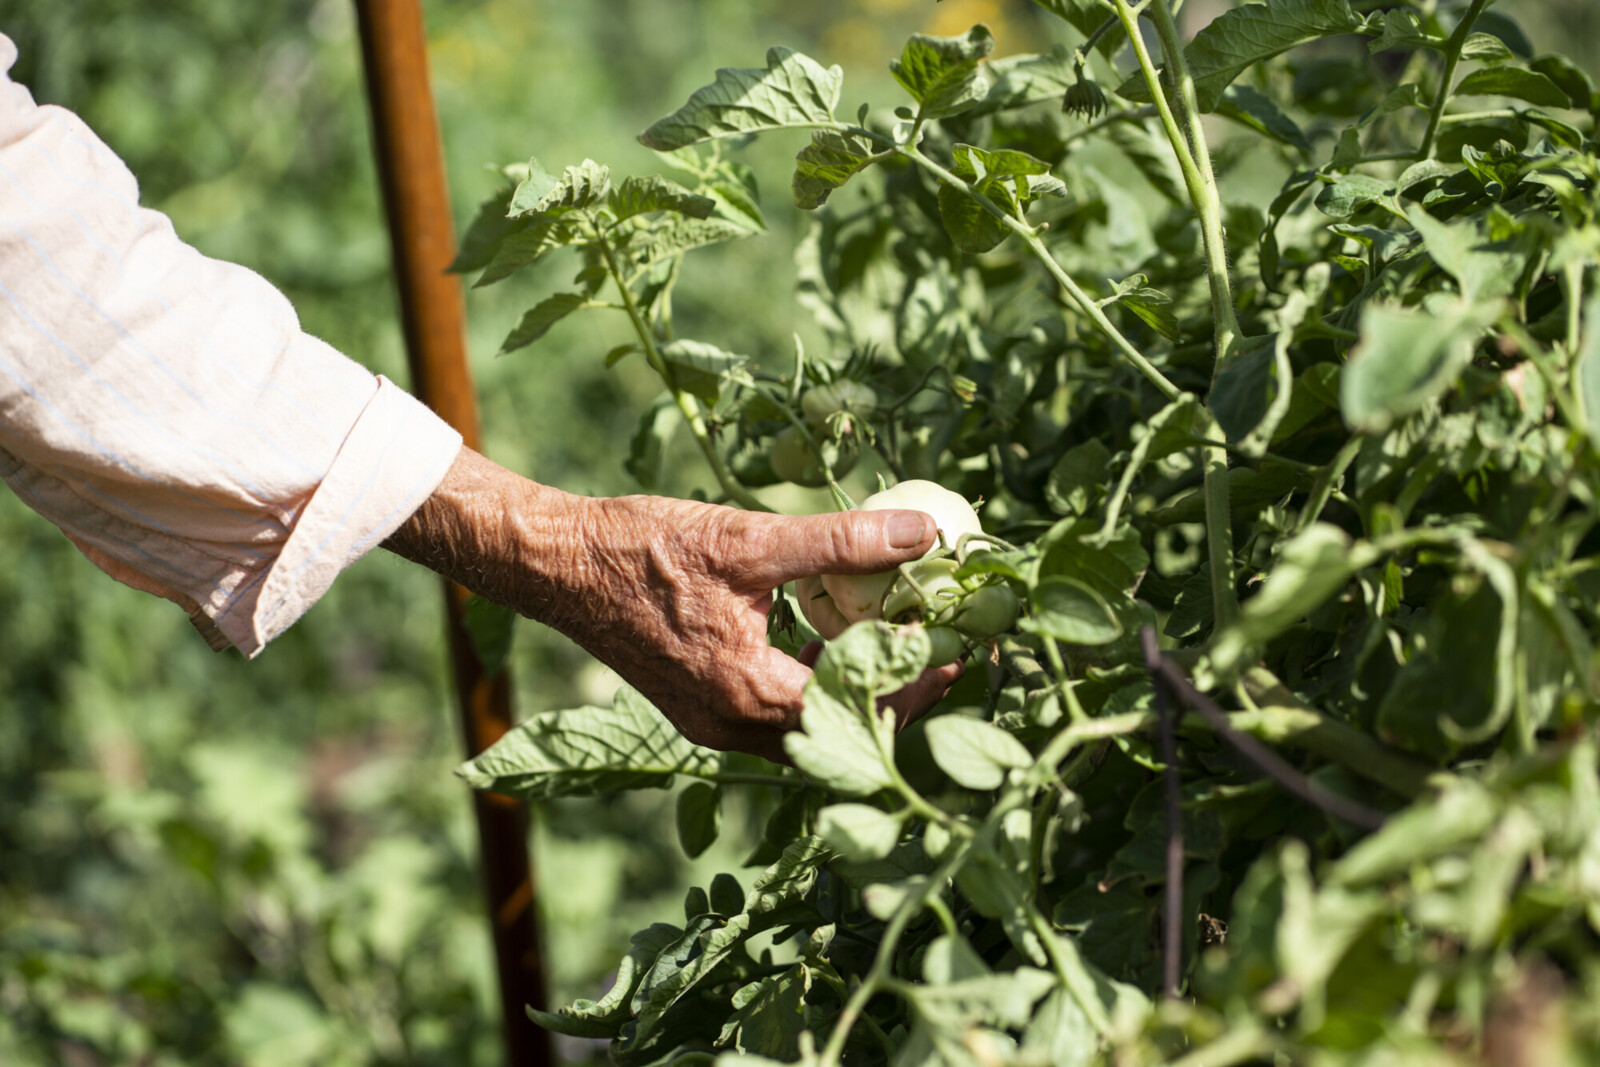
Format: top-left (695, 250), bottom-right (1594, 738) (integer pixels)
top-left (385, 447), bottom-right (962, 761)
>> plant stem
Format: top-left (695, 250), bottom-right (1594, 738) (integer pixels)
top-left (1199, 415), bottom-right (1238, 631)
top-left (1113, 0), bottom-right (1242, 630)
top-left (1118, 0), bottom-right (1241, 369)
top-left (1041, 636), bottom-right (1091, 725)
top-left (597, 235), bottom-right (771, 512)
top-left (817, 841), bottom-right (973, 1066)
top-left (1062, 104), bottom-right (1158, 147)
top-left (871, 706), bottom-right (971, 834)
top-left (1295, 436), bottom-right (1363, 535)
top-left (896, 144), bottom-right (1183, 402)
top-left (1417, 0), bottom-right (1492, 160)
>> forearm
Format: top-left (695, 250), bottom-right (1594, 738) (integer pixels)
top-left (381, 446), bottom-right (597, 630)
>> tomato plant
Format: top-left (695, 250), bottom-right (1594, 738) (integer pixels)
top-left (456, 1), bottom-right (1600, 1063)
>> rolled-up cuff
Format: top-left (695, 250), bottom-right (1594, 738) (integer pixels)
top-left (205, 375), bottom-right (462, 657)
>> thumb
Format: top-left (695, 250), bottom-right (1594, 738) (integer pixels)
top-left (741, 509), bottom-right (935, 588)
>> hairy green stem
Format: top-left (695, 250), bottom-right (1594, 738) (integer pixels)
top-left (598, 236), bottom-right (771, 512)
top-left (1111, 0), bottom-right (1242, 631)
top-left (1417, 0), bottom-right (1492, 160)
top-left (1116, 0), bottom-right (1241, 367)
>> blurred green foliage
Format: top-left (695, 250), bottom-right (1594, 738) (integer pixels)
top-left (0, 1), bottom-right (1594, 1064)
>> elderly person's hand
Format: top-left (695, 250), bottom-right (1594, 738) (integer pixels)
top-left (385, 447), bottom-right (963, 761)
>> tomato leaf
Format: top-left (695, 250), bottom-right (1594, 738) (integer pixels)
top-left (1340, 298), bottom-right (1498, 433)
top-left (1115, 0), bottom-right (1363, 112)
top-left (792, 130), bottom-right (879, 210)
top-left (639, 46), bottom-right (843, 150)
top-left (1454, 66), bottom-right (1570, 109)
top-left (890, 26), bottom-right (996, 120)
top-left (455, 687), bottom-right (719, 798)
top-left (816, 802), bottom-right (902, 861)
top-left (1022, 577), bottom-right (1123, 646)
top-left (676, 782), bottom-right (721, 859)
top-left (925, 716), bottom-right (1033, 791)
top-left (498, 292), bottom-right (587, 355)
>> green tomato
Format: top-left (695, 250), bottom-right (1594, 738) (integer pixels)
top-left (881, 557), bottom-right (965, 625)
top-left (769, 425), bottom-right (858, 488)
top-left (822, 480), bottom-right (986, 623)
top-left (953, 584), bottom-right (1021, 641)
top-left (922, 625), bottom-right (968, 668)
top-left (801, 380), bottom-right (877, 433)
top-left (795, 575), bottom-right (850, 640)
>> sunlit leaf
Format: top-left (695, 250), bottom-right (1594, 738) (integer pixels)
top-left (639, 47), bottom-right (843, 150)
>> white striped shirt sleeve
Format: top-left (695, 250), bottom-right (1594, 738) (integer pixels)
top-left (0, 33), bottom-right (463, 657)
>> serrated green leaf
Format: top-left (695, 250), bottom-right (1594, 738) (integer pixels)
top-left (450, 185), bottom-right (520, 273)
top-left (785, 686), bottom-right (893, 796)
top-left (608, 175), bottom-right (716, 223)
top-left (528, 922), bottom-right (682, 1038)
top-left (1341, 298), bottom-right (1497, 433)
top-left (816, 803), bottom-right (902, 861)
top-left (1022, 986), bottom-right (1098, 1067)
top-left (903, 967), bottom-right (1057, 1030)
top-left (890, 26), bottom-right (996, 120)
top-left (1022, 576), bottom-right (1124, 646)
top-left (1046, 438), bottom-right (1112, 517)
top-left (937, 144), bottom-right (1064, 254)
top-left (658, 339), bottom-right (750, 404)
top-left (792, 130), bottom-right (878, 210)
top-left (456, 687), bottom-right (718, 799)
top-left (1454, 66), bottom-right (1569, 109)
top-left (472, 218), bottom-right (576, 287)
top-left (639, 47), bottom-right (843, 150)
top-left (1367, 8), bottom-right (1435, 55)
top-left (461, 595), bottom-right (516, 678)
top-left (1531, 54), bottom-right (1598, 111)
top-left (811, 621), bottom-right (932, 707)
top-left (1108, 276), bottom-right (1182, 343)
top-left (499, 292), bottom-right (587, 355)
top-left (925, 715), bottom-right (1033, 790)
top-left (716, 969), bottom-right (806, 1060)
top-left (676, 782), bottom-right (721, 859)
top-left (623, 840), bottom-right (831, 1056)
top-left (1116, 0), bottom-right (1362, 112)
top-left (621, 214), bottom-right (762, 269)
top-left (510, 158), bottom-right (611, 216)
top-left (938, 182), bottom-right (1007, 254)
top-left (1313, 172), bottom-right (1402, 219)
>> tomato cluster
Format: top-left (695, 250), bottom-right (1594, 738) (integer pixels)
top-left (796, 480), bottom-right (1021, 665)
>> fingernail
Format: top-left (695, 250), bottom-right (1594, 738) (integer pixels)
top-left (886, 512), bottom-right (928, 549)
